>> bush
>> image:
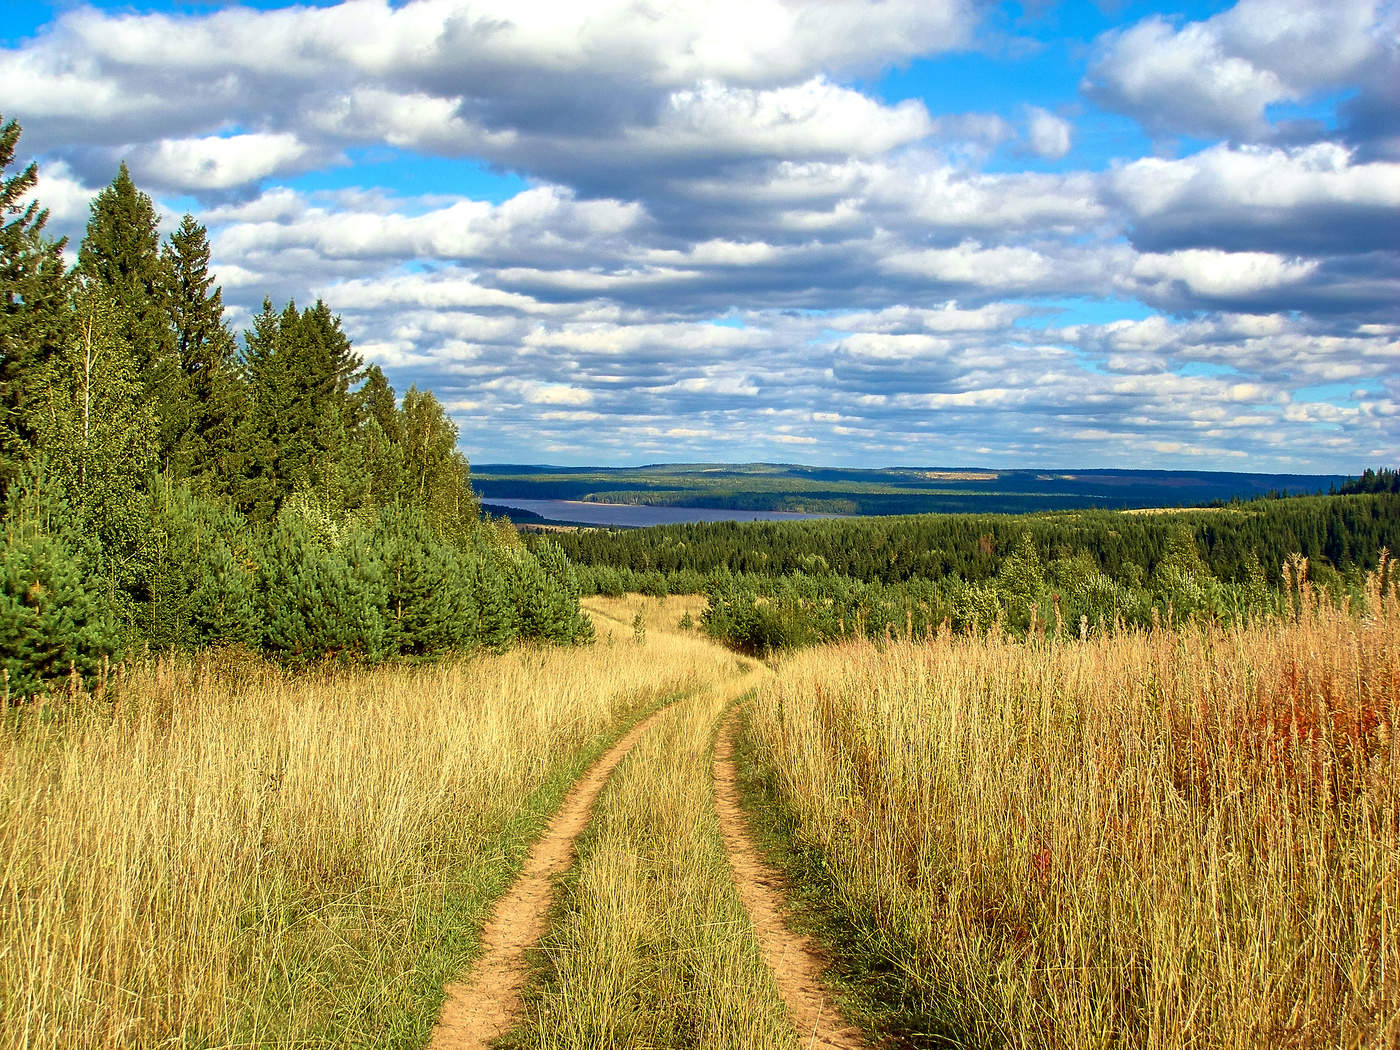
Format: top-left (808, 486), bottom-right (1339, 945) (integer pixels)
top-left (0, 472), bottom-right (120, 699)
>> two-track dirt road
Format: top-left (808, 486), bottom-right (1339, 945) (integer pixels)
top-left (427, 596), bottom-right (867, 1050)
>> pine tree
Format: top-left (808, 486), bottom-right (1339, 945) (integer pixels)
top-left (0, 115), bottom-right (71, 495)
top-left (160, 214), bottom-right (242, 491)
top-left (372, 506), bottom-right (475, 655)
top-left (0, 467), bottom-right (120, 699)
top-left (259, 510), bottom-right (386, 664)
top-left (78, 164), bottom-right (188, 478)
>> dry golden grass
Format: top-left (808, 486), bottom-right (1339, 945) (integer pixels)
top-left (505, 649), bottom-right (797, 1050)
top-left (0, 619), bottom-right (732, 1049)
top-left (743, 576), bottom-right (1400, 1048)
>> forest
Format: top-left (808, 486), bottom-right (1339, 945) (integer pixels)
top-left (474, 462), bottom-right (1345, 516)
top-left (0, 116), bottom-right (590, 699)
top-left (532, 493), bottom-right (1400, 653)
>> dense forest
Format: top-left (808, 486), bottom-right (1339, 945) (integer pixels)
top-left (531, 495), bottom-right (1400, 654)
top-left (474, 462), bottom-right (1345, 516)
top-left (0, 116), bottom-right (590, 698)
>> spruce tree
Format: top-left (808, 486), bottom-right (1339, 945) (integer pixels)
top-left (0, 116), bottom-right (71, 495)
top-left (161, 214), bottom-right (243, 491)
top-left (78, 164), bottom-right (182, 470)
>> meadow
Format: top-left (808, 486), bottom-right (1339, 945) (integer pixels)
top-left (0, 617), bottom-right (732, 1049)
top-left (3, 576), bottom-right (1396, 1048)
top-left (739, 566), bottom-right (1399, 1047)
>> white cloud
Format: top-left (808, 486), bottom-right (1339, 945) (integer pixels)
top-left (1123, 249), bottom-right (1318, 299)
top-left (129, 132), bottom-right (325, 191)
top-left (1025, 106), bottom-right (1071, 160)
top-left (1085, 0), bottom-right (1387, 140)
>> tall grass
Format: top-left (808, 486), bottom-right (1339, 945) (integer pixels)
top-left (742, 571), bottom-right (1399, 1047)
top-left (0, 624), bottom-right (731, 1049)
top-left (506, 626), bottom-right (796, 1049)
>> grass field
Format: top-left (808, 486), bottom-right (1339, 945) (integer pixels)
top-left (3, 580), bottom-right (1395, 1048)
top-left (502, 649), bottom-right (796, 1049)
top-left (0, 622), bottom-right (731, 1049)
top-left (740, 571), bottom-right (1400, 1047)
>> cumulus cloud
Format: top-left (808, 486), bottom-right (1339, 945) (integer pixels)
top-left (1085, 0), bottom-right (1388, 142)
top-left (1111, 142), bottom-right (1400, 254)
top-left (1024, 107), bottom-right (1071, 160)
top-left (4, 0), bottom-right (1396, 469)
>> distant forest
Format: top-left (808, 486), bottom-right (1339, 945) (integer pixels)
top-left (1, 116), bottom-right (589, 699)
top-left (531, 494), bottom-right (1400, 654)
top-left (474, 462), bottom-right (1349, 517)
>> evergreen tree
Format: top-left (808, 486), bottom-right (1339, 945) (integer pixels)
top-left (470, 557), bottom-right (516, 652)
top-left (33, 285), bottom-right (157, 613)
top-left (0, 116), bottom-right (71, 495)
top-left (236, 297), bottom-right (293, 521)
top-left (141, 477), bottom-right (262, 650)
top-left (160, 214), bottom-right (242, 491)
top-left (355, 365), bottom-right (407, 512)
top-left (78, 163), bottom-right (181, 469)
top-left (0, 467), bottom-right (120, 699)
top-left (372, 506), bottom-right (475, 655)
top-left (259, 511), bottom-right (386, 664)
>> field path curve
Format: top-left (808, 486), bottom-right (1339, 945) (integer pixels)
top-left (713, 708), bottom-right (870, 1050)
top-left (427, 700), bottom-right (672, 1050)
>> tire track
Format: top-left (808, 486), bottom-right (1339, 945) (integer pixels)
top-left (427, 700), bottom-right (675, 1050)
top-left (713, 708), bottom-right (870, 1050)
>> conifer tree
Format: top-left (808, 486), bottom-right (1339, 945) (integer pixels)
top-left (79, 163), bottom-right (183, 471)
top-left (373, 506), bottom-right (476, 655)
top-left (34, 286), bottom-right (157, 608)
top-left (0, 116), bottom-right (71, 495)
top-left (259, 511), bottom-right (386, 664)
top-left (0, 467), bottom-right (120, 698)
top-left (160, 214), bottom-right (242, 490)
top-left (355, 365), bottom-right (407, 511)
top-left (236, 297), bottom-right (293, 521)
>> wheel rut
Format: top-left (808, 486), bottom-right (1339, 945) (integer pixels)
top-left (427, 701), bottom-right (671, 1050)
top-left (713, 708), bottom-right (870, 1050)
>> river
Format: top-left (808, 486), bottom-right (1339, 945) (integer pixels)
top-left (482, 497), bottom-right (842, 527)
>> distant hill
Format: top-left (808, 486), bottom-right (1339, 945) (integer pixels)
top-left (472, 463), bottom-right (1346, 518)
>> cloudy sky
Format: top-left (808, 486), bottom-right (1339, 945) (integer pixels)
top-left (5, 0), bottom-right (1398, 470)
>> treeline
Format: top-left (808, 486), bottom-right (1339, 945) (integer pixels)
top-left (531, 495), bottom-right (1400, 654)
top-left (1, 116), bottom-right (589, 698)
top-left (1339, 467), bottom-right (1400, 494)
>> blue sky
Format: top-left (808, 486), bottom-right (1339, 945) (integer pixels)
top-left (3, 0), bottom-right (1397, 470)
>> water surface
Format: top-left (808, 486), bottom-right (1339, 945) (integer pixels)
top-left (484, 497), bottom-right (842, 527)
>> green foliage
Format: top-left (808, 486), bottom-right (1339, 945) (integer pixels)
top-left (0, 469), bottom-right (119, 699)
top-left (0, 129), bottom-right (593, 671)
top-left (161, 214), bottom-right (243, 491)
top-left (372, 506), bottom-right (476, 656)
top-left (0, 115), bottom-right (71, 496)
top-left (141, 477), bottom-right (261, 650)
top-left (258, 511), bottom-right (386, 665)
top-left (34, 286), bottom-right (157, 612)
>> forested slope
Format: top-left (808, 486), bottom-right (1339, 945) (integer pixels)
top-left (0, 116), bottom-right (589, 698)
top-left (532, 495), bottom-right (1400, 653)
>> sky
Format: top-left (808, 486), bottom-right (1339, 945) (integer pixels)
top-left (4, 0), bottom-right (1398, 470)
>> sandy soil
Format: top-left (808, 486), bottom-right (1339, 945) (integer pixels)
top-left (429, 594), bottom-right (866, 1049)
top-left (713, 711), bottom-right (870, 1050)
top-left (426, 704), bottom-right (669, 1050)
